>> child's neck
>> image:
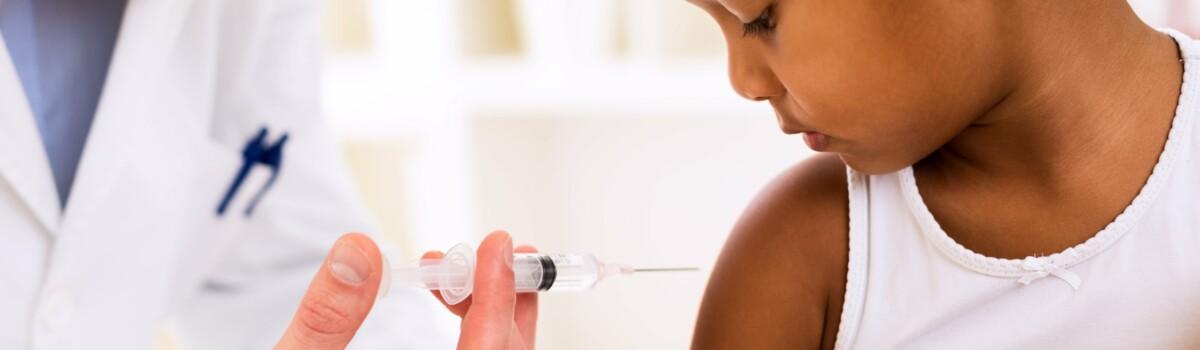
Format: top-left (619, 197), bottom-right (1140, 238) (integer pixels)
top-left (911, 1), bottom-right (1186, 258)
top-left (924, 1), bottom-right (1183, 193)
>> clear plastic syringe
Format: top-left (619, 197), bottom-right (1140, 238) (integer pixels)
top-left (382, 242), bottom-right (697, 305)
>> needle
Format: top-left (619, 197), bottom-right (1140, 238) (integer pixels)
top-left (633, 267), bottom-right (700, 273)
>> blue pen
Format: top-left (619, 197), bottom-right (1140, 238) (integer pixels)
top-left (216, 127), bottom-right (288, 217)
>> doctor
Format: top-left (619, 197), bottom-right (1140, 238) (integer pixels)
top-left (0, 0), bottom-right (534, 348)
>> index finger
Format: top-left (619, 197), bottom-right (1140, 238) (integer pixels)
top-left (513, 245), bottom-right (539, 349)
top-left (458, 231), bottom-right (517, 349)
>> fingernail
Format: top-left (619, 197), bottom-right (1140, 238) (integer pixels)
top-left (502, 235), bottom-right (514, 269)
top-left (331, 239), bottom-right (370, 284)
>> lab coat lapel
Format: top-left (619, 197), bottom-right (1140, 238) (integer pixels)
top-left (0, 35), bottom-right (61, 233)
top-left (62, 0), bottom-right (192, 230)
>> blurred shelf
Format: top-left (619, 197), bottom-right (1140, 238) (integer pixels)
top-left (452, 59), bottom-right (749, 115)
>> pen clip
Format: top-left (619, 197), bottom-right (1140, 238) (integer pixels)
top-left (215, 127), bottom-right (288, 217)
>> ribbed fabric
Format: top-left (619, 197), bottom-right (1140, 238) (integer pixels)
top-left (835, 29), bottom-right (1200, 349)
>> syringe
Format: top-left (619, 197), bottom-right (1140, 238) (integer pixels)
top-left (382, 242), bottom-right (697, 305)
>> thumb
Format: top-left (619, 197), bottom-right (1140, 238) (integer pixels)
top-left (277, 233), bottom-right (383, 349)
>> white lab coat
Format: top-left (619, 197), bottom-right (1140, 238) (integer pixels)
top-left (0, 0), bottom-right (450, 348)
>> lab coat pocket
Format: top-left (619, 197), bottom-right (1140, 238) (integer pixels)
top-left (170, 138), bottom-right (253, 289)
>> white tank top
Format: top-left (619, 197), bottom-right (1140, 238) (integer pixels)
top-left (835, 29), bottom-right (1200, 349)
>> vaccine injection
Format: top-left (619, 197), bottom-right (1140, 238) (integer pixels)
top-left (382, 242), bottom-right (698, 305)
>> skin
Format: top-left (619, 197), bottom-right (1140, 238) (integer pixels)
top-left (274, 231), bottom-right (531, 350)
top-left (688, 0), bottom-right (1185, 348)
top-left (693, 154), bottom-right (849, 349)
top-left (276, 233), bottom-right (385, 349)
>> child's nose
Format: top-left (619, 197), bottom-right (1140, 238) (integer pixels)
top-left (728, 47), bottom-right (786, 101)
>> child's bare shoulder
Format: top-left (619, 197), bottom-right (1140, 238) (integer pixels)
top-left (693, 153), bottom-right (849, 349)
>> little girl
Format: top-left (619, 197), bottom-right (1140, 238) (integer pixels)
top-left (684, 0), bottom-right (1200, 348)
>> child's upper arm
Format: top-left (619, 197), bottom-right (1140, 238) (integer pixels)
top-left (692, 154), bottom-right (849, 350)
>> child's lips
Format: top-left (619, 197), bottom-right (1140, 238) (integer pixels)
top-left (769, 100), bottom-right (828, 150)
top-left (803, 132), bottom-right (830, 151)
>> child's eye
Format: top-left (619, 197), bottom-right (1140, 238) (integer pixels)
top-left (742, 6), bottom-right (775, 38)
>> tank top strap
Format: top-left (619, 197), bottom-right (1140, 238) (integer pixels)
top-left (834, 167), bottom-right (871, 350)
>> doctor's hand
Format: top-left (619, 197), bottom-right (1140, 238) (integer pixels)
top-left (276, 233), bottom-right (385, 349)
top-left (426, 231), bottom-right (539, 350)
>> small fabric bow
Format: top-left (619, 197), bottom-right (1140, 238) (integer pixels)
top-left (1017, 256), bottom-right (1082, 290)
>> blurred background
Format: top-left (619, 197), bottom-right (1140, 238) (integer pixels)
top-left (317, 1), bottom-right (1198, 349)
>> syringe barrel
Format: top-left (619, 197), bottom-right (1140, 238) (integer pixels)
top-left (387, 241), bottom-right (618, 305)
top-left (514, 254), bottom-right (602, 292)
top-left (393, 253), bottom-right (602, 293)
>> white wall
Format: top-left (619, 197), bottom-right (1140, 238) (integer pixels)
top-left (470, 113), bottom-right (808, 349)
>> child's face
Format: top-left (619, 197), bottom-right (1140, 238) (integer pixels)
top-left (690, 0), bottom-right (1007, 174)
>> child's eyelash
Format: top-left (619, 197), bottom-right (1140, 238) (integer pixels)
top-left (742, 6), bottom-right (775, 38)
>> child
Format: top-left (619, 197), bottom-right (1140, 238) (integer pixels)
top-left (685, 0), bottom-right (1199, 348)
